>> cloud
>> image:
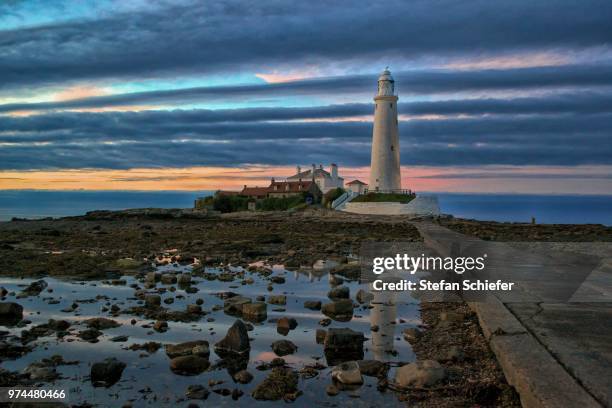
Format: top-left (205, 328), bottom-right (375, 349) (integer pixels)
top-left (1, 0), bottom-right (612, 90)
top-left (3, 64), bottom-right (612, 113)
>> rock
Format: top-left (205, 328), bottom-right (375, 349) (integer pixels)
top-left (78, 328), bottom-right (102, 342)
top-left (110, 335), bottom-right (129, 342)
top-left (91, 358), bottom-right (126, 387)
top-left (324, 328), bottom-right (365, 365)
top-left (319, 318), bottom-right (332, 327)
top-left (24, 363), bottom-right (59, 381)
top-left (196, 298), bottom-right (204, 305)
top-left (303, 300), bottom-right (321, 310)
top-left (0, 302), bottom-right (23, 322)
top-left (153, 320), bottom-right (168, 332)
top-left (251, 367), bottom-right (298, 401)
top-left (145, 272), bottom-right (160, 282)
top-left (402, 327), bottom-right (423, 343)
top-left (271, 340), bottom-right (297, 356)
top-left (116, 258), bottom-right (141, 270)
top-left (357, 360), bottom-right (386, 377)
top-left (185, 384), bottom-right (209, 400)
top-left (327, 286), bottom-right (350, 300)
top-left (47, 319), bottom-right (70, 331)
top-left (395, 360), bottom-right (447, 387)
top-left (231, 388), bottom-right (244, 400)
top-left (17, 280), bottom-right (48, 297)
top-left (321, 299), bottom-right (354, 321)
top-left (242, 302), bottom-right (267, 321)
top-left (214, 319), bottom-right (250, 355)
top-left (223, 296), bottom-right (252, 315)
top-left (145, 294), bottom-right (161, 308)
top-left (270, 276), bottom-right (285, 284)
top-left (164, 297), bottom-right (174, 304)
top-left (187, 304), bottom-right (202, 314)
top-left (234, 369), bottom-right (253, 384)
top-left (277, 317), bottom-right (297, 335)
top-left (165, 340), bottom-right (210, 358)
top-left (84, 317), bottom-right (121, 330)
top-left (316, 329), bottom-right (327, 344)
top-left (177, 273), bottom-right (192, 284)
top-left (170, 355), bottom-right (210, 375)
top-left (329, 274), bottom-right (344, 286)
top-left (326, 383), bottom-right (339, 396)
top-left (161, 274), bottom-right (177, 284)
top-left (355, 289), bottom-right (374, 304)
top-left (267, 295), bottom-right (286, 305)
top-left (331, 361), bottom-right (363, 385)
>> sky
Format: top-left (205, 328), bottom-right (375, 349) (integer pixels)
top-left (1, 0), bottom-right (611, 194)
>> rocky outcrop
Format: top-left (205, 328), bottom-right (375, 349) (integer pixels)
top-left (271, 340), bottom-right (297, 356)
top-left (321, 299), bottom-right (354, 321)
top-left (214, 319), bottom-right (250, 355)
top-left (251, 367), bottom-right (299, 401)
top-left (91, 358), bottom-right (126, 387)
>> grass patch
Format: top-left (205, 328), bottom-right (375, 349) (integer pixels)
top-left (351, 192), bottom-right (415, 203)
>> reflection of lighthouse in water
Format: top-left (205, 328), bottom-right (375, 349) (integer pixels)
top-left (369, 284), bottom-right (397, 360)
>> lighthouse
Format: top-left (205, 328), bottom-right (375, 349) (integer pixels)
top-left (369, 68), bottom-right (401, 192)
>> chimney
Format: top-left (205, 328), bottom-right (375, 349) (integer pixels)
top-left (296, 165), bottom-right (301, 175)
top-left (330, 163), bottom-right (338, 180)
top-left (311, 164), bottom-right (316, 181)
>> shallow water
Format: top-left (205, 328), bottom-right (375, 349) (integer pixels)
top-left (0, 263), bottom-right (421, 407)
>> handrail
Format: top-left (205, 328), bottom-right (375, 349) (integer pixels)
top-left (331, 192), bottom-right (349, 209)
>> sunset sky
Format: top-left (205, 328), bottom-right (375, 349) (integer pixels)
top-left (1, 0), bottom-right (611, 194)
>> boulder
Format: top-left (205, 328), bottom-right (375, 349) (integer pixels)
top-left (321, 299), bottom-right (354, 321)
top-left (251, 367), bottom-right (298, 401)
top-left (303, 300), bottom-right (322, 310)
top-left (185, 384), bottom-right (210, 400)
top-left (271, 340), bottom-right (297, 356)
top-left (177, 273), bottom-right (192, 284)
top-left (170, 355), bottom-right (210, 376)
top-left (145, 294), bottom-right (161, 308)
top-left (153, 320), bottom-right (168, 332)
top-left (276, 317), bottom-right (297, 335)
top-left (315, 329), bottom-right (327, 344)
top-left (17, 280), bottom-right (48, 298)
top-left (78, 328), bottom-right (102, 342)
top-left (233, 369), bottom-right (253, 384)
top-left (160, 274), bottom-right (177, 284)
top-left (327, 286), bottom-right (349, 300)
top-left (186, 304), bottom-right (202, 314)
top-left (165, 340), bottom-right (210, 358)
top-left (91, 358), bottom-right (126, 387)
top-left (214, 320), bottom-right (250, 355)
top-left (223, 296), bottom-right (252, 315)
top-left (267, 295), bottom-right (286, 305)
top-left (331, 361), bottom-right (363, 385)
top-left (357, 360), bottom-right (386, 377)
top-left (395, 360), bottom-right (447, 387)
top-left (356, 289), bottom-right (374, 304)
top-left (0, 302), bottom-right (23, 321)
top-left (242, 302), bottom-right (267, 321)
top-left (24, 363), bottom-right (59, 381)
top-left (402, 327), bottom-right (423, 343)
top-left (84, 317), bottom-right (120, 330)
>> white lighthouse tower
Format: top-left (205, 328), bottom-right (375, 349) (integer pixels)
top-left (369, 68), bottom-right (401, 192)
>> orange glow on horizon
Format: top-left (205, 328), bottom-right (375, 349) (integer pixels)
top-left (1, 165), bottom-right (610, 195)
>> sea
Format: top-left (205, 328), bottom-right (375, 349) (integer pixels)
top-left (0, 190), bottom-right (610, 225)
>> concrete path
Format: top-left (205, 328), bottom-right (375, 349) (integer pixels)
top-left (415, 221), bottom-right (612, 408)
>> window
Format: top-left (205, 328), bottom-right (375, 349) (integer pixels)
top-left (391, 145), bottom-right (394, 151)
top-left (389, 103), bottom-right (392, 108)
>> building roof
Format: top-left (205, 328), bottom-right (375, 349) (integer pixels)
top-left (215, 190), bottom-right (241, 196)
top-left (347, 179), bottom-right (367, 185)
top-left (240, 186), bottom-right (270, 197)
top-left (268, 180), bottom-right (316, 193)
top-left (287, 168), bottom-right (330, 179)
